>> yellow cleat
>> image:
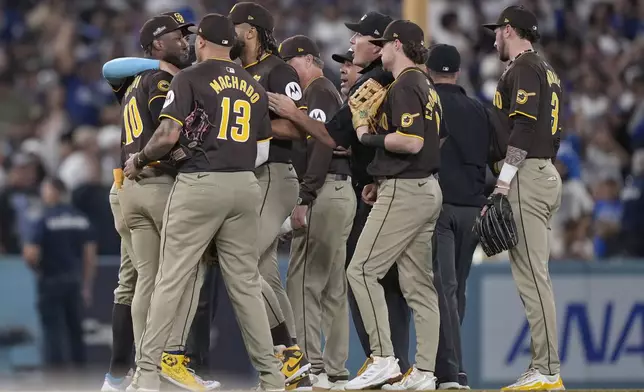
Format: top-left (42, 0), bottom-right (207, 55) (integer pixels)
top-left (160, 353), bottom-right (220, 391)
top-left (276, 345), bottom-right (311, 384)
top-left (501, 369), bottom-right (565, 391)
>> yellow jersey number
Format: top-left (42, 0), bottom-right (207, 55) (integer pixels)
top-left (123, 96), bottom-right (143, 145)
top-left (217, 97), bottom-right (251, 142)
top-left (550, 92), bottom-right (559, 135)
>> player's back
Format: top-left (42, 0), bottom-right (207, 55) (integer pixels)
top-left (164, 59), bottom-right (271, 173)
top-left (119, 69), bottom-right (174, 172)
top-left (500, 51), bottom-right (562, 158)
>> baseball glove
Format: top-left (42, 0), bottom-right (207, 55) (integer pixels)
top-left (475, 193), bottom-right (519, 257)
top-left (348, 78), bottom-right (387, 132)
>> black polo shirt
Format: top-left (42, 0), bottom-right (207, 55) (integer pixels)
top-left (436, 83), bottom-right (492, 207)
top-left (325, 58), bottom-right (394, 190)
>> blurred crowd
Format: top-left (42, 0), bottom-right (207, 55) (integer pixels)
top-left (0, 0), bottom-right (643, 261)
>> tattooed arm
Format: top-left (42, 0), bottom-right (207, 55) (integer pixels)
top-left (123, 119), bottom-right (181, 179)
top-left (494, 145), bottom-right (528, 195)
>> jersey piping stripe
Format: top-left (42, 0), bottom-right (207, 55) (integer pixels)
top-left (516, 172), bottom-right (553, 374)
top-left (159, 114), bottom-right (184, 126)
top-left (395, 130), bottom-right (424, 140)
top-left (148, 95), bottom-right (167, 107)
top-left (244, 53), bottom-right (272, 69)
top-left (358, 179), bottom-right (397, 356)
top-left (386, 67), bottom-right (426, 93)
top-left (298, 106), bottom-right (308, 110)
top-left (509, 110), bottom-right (537, 121)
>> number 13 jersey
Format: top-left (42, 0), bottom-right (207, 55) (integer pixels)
top-left (160, 58), bottom-right (272, 173)
top-left (493, 50), bottom-right (563, 159)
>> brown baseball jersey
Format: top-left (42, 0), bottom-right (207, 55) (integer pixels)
top-left (298, 76), bottom-right (347, 204)
top-left (118, 70), bottom-right (174, 172)
top-left (244, 53), bottom-right (304, 164)
top-left (367, 67), bottom-right (442, 178)
top-left (159, 58), bottom-right (271, 173)
top-left (493, 50), bottom-right (562, 158)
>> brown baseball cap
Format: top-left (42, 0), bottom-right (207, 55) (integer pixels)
top-left (140, 15), bottom-right (196, 48)
top-left (370, 19), bottom-right (425, 47)
top-left (483, 5), bottom-right (538, 33)
top-left (228, 2), bottom-right (274, 31)
top-left (279, 35), bottom-right (320, 61)
top-left (197, 13), bottom-right (236, 47)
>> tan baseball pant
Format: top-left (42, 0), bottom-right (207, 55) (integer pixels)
top-left (109, 182), bottom-right (137, 306)
top-left (287, 174), bottom-right (356, 377)
top-left (256, 162), bottom-right (300, 337)
top-left (508, 158), bottom-right (562, 375)
top-left (133, 172), bottom-right (283, 391)
top-left (347, 176), bottom-right (442, 372)
top-left (119, 175), bottom-right (200, 352)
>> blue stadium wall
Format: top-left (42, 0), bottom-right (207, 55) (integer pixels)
top-left (1, 256), bottom-right (643, 389)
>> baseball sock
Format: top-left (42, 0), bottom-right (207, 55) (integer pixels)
top-left (108, 303), bottom-right (134, 378)
top-left (271, 322), bottom-right (294, 347)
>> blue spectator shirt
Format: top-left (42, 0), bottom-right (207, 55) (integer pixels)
top-left (23, 204), bottom-right (95, 279)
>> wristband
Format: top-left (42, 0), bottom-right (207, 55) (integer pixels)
top-left (135, 151), bottom-right (152, 169)
top-left (360, 133), bottom-right (386, 148)
top-left (498, 163), bottom-right (518, 184)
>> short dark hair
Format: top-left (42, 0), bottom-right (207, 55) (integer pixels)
top-left (256, 26), bottom-right (279, 60)
top-left (44, 177), bottom-right (67, 194)
top-left (514, 26), bottom-right (540, 43)
top-left (402, 42), bottom-right (429, 65)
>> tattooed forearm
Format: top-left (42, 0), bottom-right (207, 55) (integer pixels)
top-left (505, 145), bottom-right (527, 167)
top-left (142, 119), bottom-right (181, 160)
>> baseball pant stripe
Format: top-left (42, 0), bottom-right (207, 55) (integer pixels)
top-left (180, 261), bottom-right (201, 348)
top-left (300, 205), bottom-right (312, 358)
top-left (516, 173), bottom-right (552, 375)
top-left (360, 179), bottom-right (397, 356)
top-left (259, 164), bottom-right (271, 215)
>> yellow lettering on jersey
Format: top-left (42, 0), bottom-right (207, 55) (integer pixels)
top-left (493, 91), bottom-right (503, 109)
top-left (210, 79), bottom-right (223, 94)
top-left (546, 70), bottom-right (561, 88)
top-left (125, 75), bottom-right (142, 96)
top-left (209, 76), bottom-right (260, 103)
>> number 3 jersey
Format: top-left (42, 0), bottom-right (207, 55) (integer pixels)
top-left (493, 50), bottom-right (563, 159)
top-left (160, 58), bottom-right (272, 173)
top-left (116, 69), bottom-right (175, 173)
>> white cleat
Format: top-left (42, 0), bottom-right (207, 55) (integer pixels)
top-left (381, 366), bottom-right (436, 390)
top-left (343, 356), bottom-right (401, 390)
top-left (502, 368), bottom-right (565, 391)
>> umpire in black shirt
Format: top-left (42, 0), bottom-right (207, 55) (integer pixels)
top-left (427, 44), bottom-right (492, 389)
top-left (266, 12), bottom-right (410, 373)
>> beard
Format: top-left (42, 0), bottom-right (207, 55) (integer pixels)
top-left (497, 40), bottom-right (510, 62)
top-left (230, 39), bottom-right (246, 60)
top-left (165, 51), bottom-right (191, 69)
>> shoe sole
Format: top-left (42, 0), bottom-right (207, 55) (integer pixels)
top-left (344, 372), bottom-right (402, 391)
top-left (285, 363), bottom-right (312, 384)
top-left (160, 373), bottom-right (207, 391)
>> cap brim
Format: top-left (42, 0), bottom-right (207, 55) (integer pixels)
top-left (331, 54), bottom-right (352, 64)
top-left (369, 38), bottom-right (391, 47)
top-left (482, 23), bottom-right (501, 31)
top-left (344, 22), bottom-right (364, 34)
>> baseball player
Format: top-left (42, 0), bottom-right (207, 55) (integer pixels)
top-left (102, 13), bottom-right (221, 391)
top-left (278, 35), bottom-right (355, 390)
top-left (483, 6), bottom-right (564, 390)
top-left (123, 13), bottom-right (283, 392)
top-left (267, 12), bottom-right (413, 375)
top-left (227, 2), bottom-right (312, 385)
top-left (342, 20), bottom-right (444, 390)
top-left (101, 12), bottom-right (218, 391)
